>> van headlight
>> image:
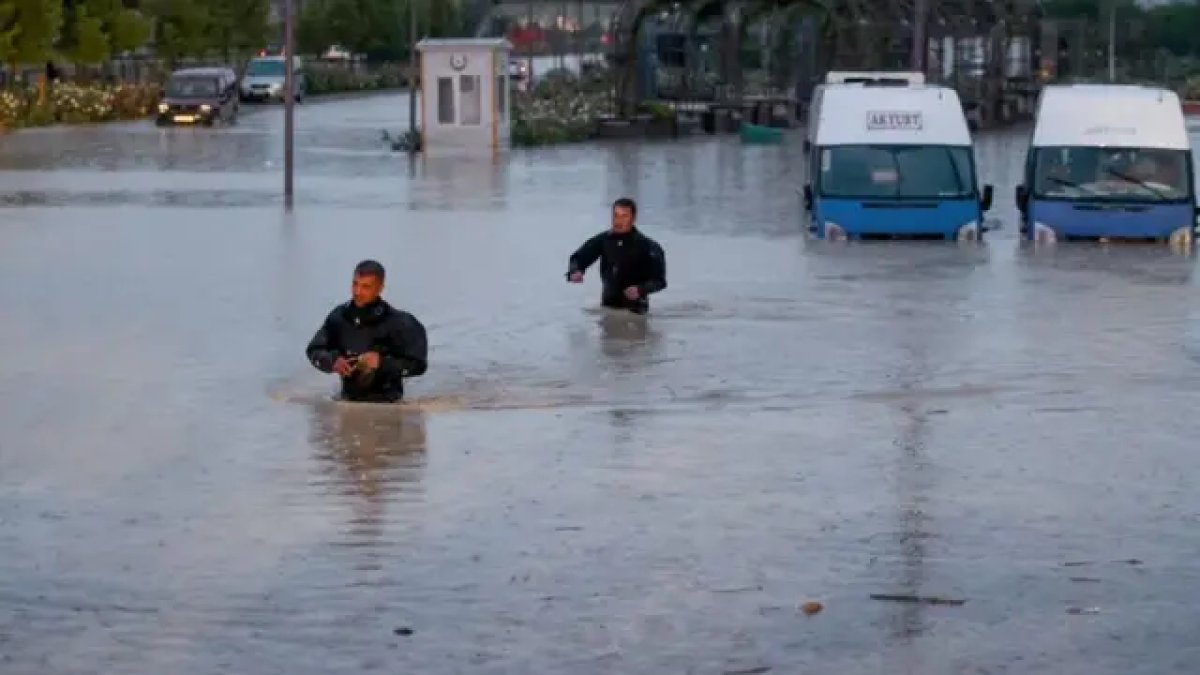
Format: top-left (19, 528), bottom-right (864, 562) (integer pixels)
top-left (824, 222), bottom-right (848, 241)
top-left (1168, 226), bottom-right (1194, 247)
top-left (1033, 221), bottom-right (1057, 244)
top-left (157, 103), bottom-right (168, 113)
top-left (200, 104), bottom-right (212, 112)
top-left (956, 220), bottom-right (980, 241)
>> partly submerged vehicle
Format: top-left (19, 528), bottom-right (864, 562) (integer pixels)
top-left (156, 67), bottom-right (239, 127)
top-left (240, 55), bottom-right (305, 103)
top-left (803, 73), bottom-right (994, 241)
top-left (1015, 84), bottom-right (1198, 245)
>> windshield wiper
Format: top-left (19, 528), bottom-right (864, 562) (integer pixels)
top-left (1047, 175), bottom-right (1102, 196)
top-left (1104, 166), bottom-right (1169, 200)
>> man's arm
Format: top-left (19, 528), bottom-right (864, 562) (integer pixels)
top-left (306, 313), bottom-right (342, 373)
top-left (638, 239), bottom-right (668, 296)
top-left (566, 233), bottom-right (605, 278)
top-left (380, 312), bottom-right (428, 378)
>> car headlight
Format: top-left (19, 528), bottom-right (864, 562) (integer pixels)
top-left (1033, 221), bottom-right (1057, 244)
top-left (956, 220), bottom-right (980, 242)
top-left (200, 104), bottom-right (212, 112)
top-left (824, 221), bottom-right (848, 241)
top-left (157, 103), bottom-right (168, 113)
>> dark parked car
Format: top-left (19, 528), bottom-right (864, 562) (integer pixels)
top-left (156, 67), bottom-right (240, 127)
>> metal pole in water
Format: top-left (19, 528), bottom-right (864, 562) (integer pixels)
top-left (283, 0), bottom-right (295, 207)
top-left (408, 0), bottom-right (417, 136)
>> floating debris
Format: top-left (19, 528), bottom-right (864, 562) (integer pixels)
top-left (1066, 607), bottom-right (1101, 615)
top-left (724, 667), bottom-right (771, 675)
top-left (870, 594), bottom-right (966, 606)
top-left (801, 601), bottom-right (823, 616)
top-left (1069, 577), bottom-right (1103, 584)
top-left (393, 626), bottom-right (414, 636)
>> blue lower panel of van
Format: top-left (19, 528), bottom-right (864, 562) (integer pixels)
top-left (813, 198), bottom-right (980, 239)
top-left (1028, 201), bottom-right (1194, 240)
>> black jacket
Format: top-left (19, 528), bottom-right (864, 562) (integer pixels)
top-left (567, 228), bottom-right (667, 313)
top-left (305, 299), bottom-right (428, 402)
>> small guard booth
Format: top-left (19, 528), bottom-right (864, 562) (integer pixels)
top-left (416, 38), bottom-right (512, 157)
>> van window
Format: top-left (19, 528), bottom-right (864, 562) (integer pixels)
top-left (1032, 146), bottom-right (1190, 201)
top-left (819, 145), bottom-right (974, 199)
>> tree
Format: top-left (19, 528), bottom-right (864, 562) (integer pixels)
top-left (145, 0), bottom-right (210, 67)
top-left (69, 4), bottom-right (111, 65)
top-left (206, 0), bottom-right (269, 68)
top-left (0, 0), bottom-right (64, 72)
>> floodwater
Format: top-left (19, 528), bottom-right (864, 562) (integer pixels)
top-left (2, 92), bottom-right (1200, 674)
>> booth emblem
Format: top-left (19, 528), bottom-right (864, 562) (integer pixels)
top-left (449, 53), bottom-right (468, 71)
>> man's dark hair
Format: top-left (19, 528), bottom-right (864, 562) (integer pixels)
top-left (612, 197), bottom-right (637, 218)
top-left (354, 259), bottom-right (386, 281)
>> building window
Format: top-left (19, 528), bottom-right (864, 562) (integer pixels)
top-left (496, 75), bottom-right (506, 121)
top-left (437, 77), bottom-right (454, 125)
top-left (460, 74), bottom-right (481, 125)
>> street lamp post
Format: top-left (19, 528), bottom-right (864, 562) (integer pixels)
top-left (911, 0), bottom-right (928, 73)
top-left (1107, 0), bottom-right (1117, 82)
top-left (283, 0), bottom-right (295, 207)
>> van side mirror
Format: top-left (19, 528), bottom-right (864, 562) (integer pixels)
top-left (803, 184), bottom-right (813, 212)
top-left (980, 184), bottom-right (994, 212)
top-left (803, 139), bottom-right (811, 154)
top-left (1016, 185), bottom-right (1029, 214)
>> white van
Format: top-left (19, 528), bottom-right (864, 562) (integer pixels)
top-left (1015, 84), bottom-right (1198, 244)
top-left (802, 75), bottom-right (994, 240)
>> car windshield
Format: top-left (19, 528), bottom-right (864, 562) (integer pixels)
top-left (1032, 146), bottom-right (1191, 201)
top-left (818, 145), bottom-right (975, 199)
top-left (246, 60), bottom-right (285, 77)
top-left (166, 76), bottom-right (218, 98)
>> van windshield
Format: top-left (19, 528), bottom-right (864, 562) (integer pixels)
top-left (246, 59), bottom-right (286, 77)
top-left (1032, 146), bottom-right (1191, 201)
top-left (166, 75), bottom-right (218, 98)
top-left (818, 145), bottom-right (975, 199)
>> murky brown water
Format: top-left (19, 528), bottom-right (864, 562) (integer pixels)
top-left (2, 93), bottom-right (1200, 674)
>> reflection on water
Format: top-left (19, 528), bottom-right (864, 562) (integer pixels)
top-left (306, 401), bottom-right (427, 570)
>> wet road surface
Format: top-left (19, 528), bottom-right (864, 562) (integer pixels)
top-left (2, 93), bottom-right (1200, 674)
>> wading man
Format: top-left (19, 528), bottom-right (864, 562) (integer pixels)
top-left (306, 260), bottom-right (428, 402)
top-left (566, 197), bottom-right (667, 314)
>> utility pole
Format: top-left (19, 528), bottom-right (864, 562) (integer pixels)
top-left (283, 0), bottom-right (295, 208)
top-left (1107, 0), bottom-right (1116, 82)
top-left (911, 0), bottom-right (928, 73)
top-left (408, 0), bottom-right (418, 136)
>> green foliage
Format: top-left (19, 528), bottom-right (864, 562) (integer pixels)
top-left (0, 0), bottom-right (63, 67)
top-left (297, 0), bottom-right (469, 62)
top-left (145, 0), bottom-right (211, 67)
top-left (69, 6), bottom-right (110, 65)
top-left (107, 8), bottom-right (151, 55)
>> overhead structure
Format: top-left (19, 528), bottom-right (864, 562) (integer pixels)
top-left (609, 0), bottom-right (1044, 126)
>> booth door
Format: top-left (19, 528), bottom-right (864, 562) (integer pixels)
top-left (436, 71), bottom-right (485, 127)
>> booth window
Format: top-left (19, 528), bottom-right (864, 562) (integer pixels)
top-left (496, 75), bottom-right (506, 121)
top-left (437, 77), bottom-right (454, 124)
top-left (460, 75), bottom-right (481, 125)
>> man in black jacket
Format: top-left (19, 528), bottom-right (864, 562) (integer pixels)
top-left (306, 260), bottom-right (428, 402)
top-left (566, 197), bottom-right (667, 314)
